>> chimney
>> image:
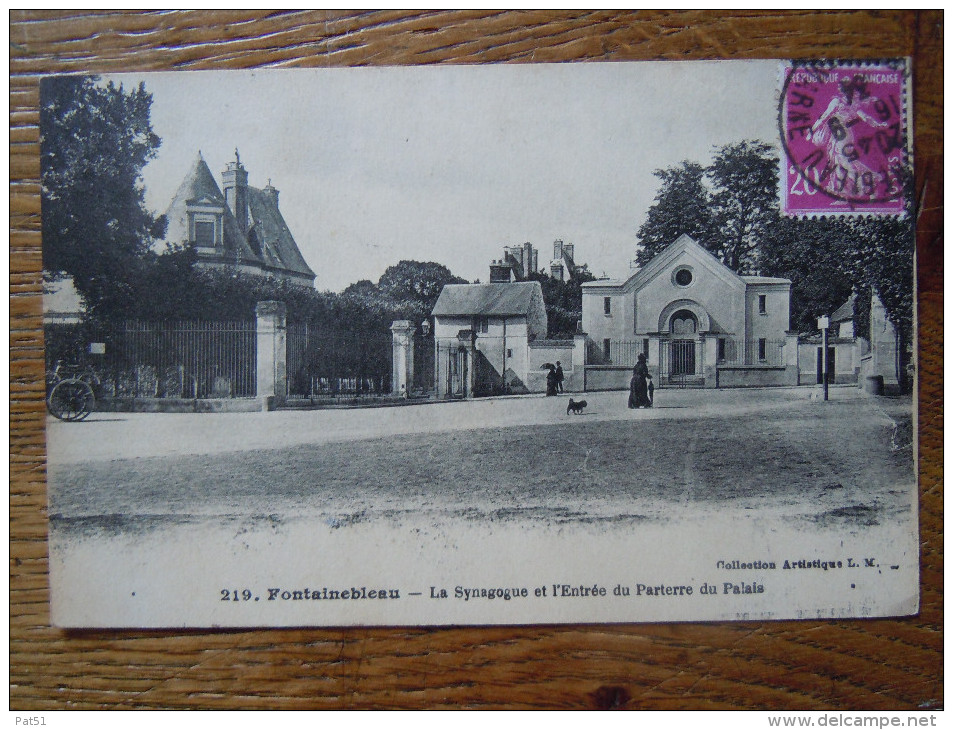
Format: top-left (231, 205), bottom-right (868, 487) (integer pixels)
top-left (222, 148), bottom-right (249, 234)
top-left (490, 261), bottom-right (512, 283)
top-left (550, 263), bottom-right (564, 281)
top-left (553, 239), bottom-right (563, 260)
top-left (262, 178), bottom-right (279, 208)
top-left (523, 241), bottom-right (536, 277)
top-left (564, 243), bottom-right (574, 261)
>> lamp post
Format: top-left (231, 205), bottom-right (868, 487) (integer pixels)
top-left (817, 315), bottom-right (830, 401)
top-left (421, 319), bottom-right (432, 394)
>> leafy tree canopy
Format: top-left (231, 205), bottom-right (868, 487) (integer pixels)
top-left (528, 269), bottom-right (596, 338)
top-left (636, 142), bottom-right (780, 274)
top-left (635, 161), bottom-right (712, 266)
top-left (707, 140), bottom-right (779, 273)
top-left (40, 75), bottom-right (166, 307)
top-left (377, 260), bottom-right (467, 312)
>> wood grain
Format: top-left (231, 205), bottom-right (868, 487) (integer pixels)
top-left (10, 10), bottom-right (943, 710)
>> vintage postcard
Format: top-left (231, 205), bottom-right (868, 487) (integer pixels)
top-left (41, 61), bottom-right (917, 627)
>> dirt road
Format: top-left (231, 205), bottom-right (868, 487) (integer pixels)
top-left (46, 385), bottom-right (887, 465)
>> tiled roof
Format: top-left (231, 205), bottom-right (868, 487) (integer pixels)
top-left (246, 187), bottom-right (314, 278)
top-left (741, 275), bottom-right (792, 285)
top-left (432, 282), bottom-right (543, 317)
top-left (161, 153), bottom-right (314, 281)
top-left (831, 293), bottom-right (856, 322)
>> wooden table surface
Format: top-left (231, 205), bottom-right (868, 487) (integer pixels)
top-left (10, 10), bottom-right (943, 710)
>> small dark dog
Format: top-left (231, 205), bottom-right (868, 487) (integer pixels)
top-left (566, 398), bottom-right (588, 415)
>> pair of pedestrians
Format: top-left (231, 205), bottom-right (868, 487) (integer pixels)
top-left (545, 362), bottom-right (565, 396)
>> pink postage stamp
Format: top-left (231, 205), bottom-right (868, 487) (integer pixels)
top-left (779, 60), bottom-right (909, 216)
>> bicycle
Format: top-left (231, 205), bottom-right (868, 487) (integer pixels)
top-left (46, 360), bottom-right (100, 421)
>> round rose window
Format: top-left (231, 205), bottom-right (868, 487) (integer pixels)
top-left (674, 267), bottom-right (693, 286)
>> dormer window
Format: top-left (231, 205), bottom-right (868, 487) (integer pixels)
top-left (194, 221), bottom-right (215, 247)
top-left (186, 201), bottom-right (224, 249)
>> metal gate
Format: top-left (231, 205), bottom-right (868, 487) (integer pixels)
top-left (414, 330), bottom-right (436, 394)
top-left (671, 339), bottom-right (696, 375)
top-left (658, 338), bottom-right (704, 387)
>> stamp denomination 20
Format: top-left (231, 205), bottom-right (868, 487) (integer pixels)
top-left (779, 61), bottom-right (909, 216)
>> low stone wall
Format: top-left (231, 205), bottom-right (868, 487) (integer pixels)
top-left (798, 371), bottom-right (859, 385)
top-left (527, 339), bottom-right (577, 393)
top-left (717, 366), bottom-right (797, 388)
top-left (583, 365), bottom-right (632, 391)
top-left (95, 397), bottom-right (269, 413)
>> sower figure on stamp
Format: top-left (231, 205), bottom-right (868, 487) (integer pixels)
top-left (628, 353), bottom-right (652, 409)
top-left (807, 77), bottom-right (890, 183)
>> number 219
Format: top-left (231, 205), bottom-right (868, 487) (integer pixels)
top-left (221, 588), bottom-right (252, 601)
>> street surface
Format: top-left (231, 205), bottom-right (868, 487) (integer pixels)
top-left (46, 385), bottom-right (886, 466)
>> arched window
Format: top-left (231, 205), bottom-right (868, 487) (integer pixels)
top-left (670, 309), bottom-right (698, 335)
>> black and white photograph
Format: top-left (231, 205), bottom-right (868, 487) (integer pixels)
top-left (41, 61), bottom-right (917, 628)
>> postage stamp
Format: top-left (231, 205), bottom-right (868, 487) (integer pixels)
top-left (779, 60), bottom-right (910, 216)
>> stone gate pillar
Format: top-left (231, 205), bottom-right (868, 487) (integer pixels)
top-left (572, 332), bottom-right (587, 392)
top-left (785, 331), bottom-right (800, 386)
top-left (391, 320), bottom-right (415, 398)
top-left (647, 334), bottom-right (664, 383)
top-left (256, 300), bottom-right (287, 411)
top-left (701, 334), bottom-right (719, 388)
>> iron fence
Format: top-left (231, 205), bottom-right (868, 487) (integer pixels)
top-left (112, 320), bottom-right (257, 398)
top-left (286, 321), bottom-right (391, 399)
top-left (587, 339), bottom-right (648, 367)
top-left (45, 319), bottom-right (257, 398)
top-left (718, 337), bottom-right (786, 367)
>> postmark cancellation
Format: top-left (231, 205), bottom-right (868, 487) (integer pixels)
top-left (779, 60), bottom-right (910, 217)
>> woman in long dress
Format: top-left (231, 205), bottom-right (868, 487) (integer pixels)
top-left (545, 364), bottom-right (558, 396)
top-left (629, 353), bottom-right (651, 408)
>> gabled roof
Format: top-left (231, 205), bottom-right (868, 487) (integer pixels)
top-left (432, 282), bottom-right (543, 317)
top-left (582, 234), bottom-right (791, 292)
top-left (583, 234), bottom-right (747, 294)
top-left (831, 293), bottom-right (856, 322)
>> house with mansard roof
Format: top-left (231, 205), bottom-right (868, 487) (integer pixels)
top-left (159, 150), bottom-right (315, 287)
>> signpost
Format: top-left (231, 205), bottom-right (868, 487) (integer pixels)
top-left (817, 316), bottom-right (830, 401)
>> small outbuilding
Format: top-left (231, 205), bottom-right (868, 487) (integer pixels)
top-left (431, 282), bottom-right (547, 397)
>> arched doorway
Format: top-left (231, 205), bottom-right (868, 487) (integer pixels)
top-left (669, 309), bottom-right (698, 376)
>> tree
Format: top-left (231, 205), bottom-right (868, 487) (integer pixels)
top-left (635, 162), bottom-right (712, 266)
top-left (528, 268), bottom-right (596, 338)
top-left (341, 279), bottom-right (379, 298)
top-left (760, 215), bottom-right (858, 332)
top-left (706, 140), bottom-right (779, 273)
top-left (40, 76), bottom-right (165, 311)
top-left (848, 214), bottom-right (914, 377)
top-left (377, 260), bottom-right (467, 313)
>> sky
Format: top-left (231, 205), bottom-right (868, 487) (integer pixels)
top-left (105, 61), bottom-right (781, 292)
